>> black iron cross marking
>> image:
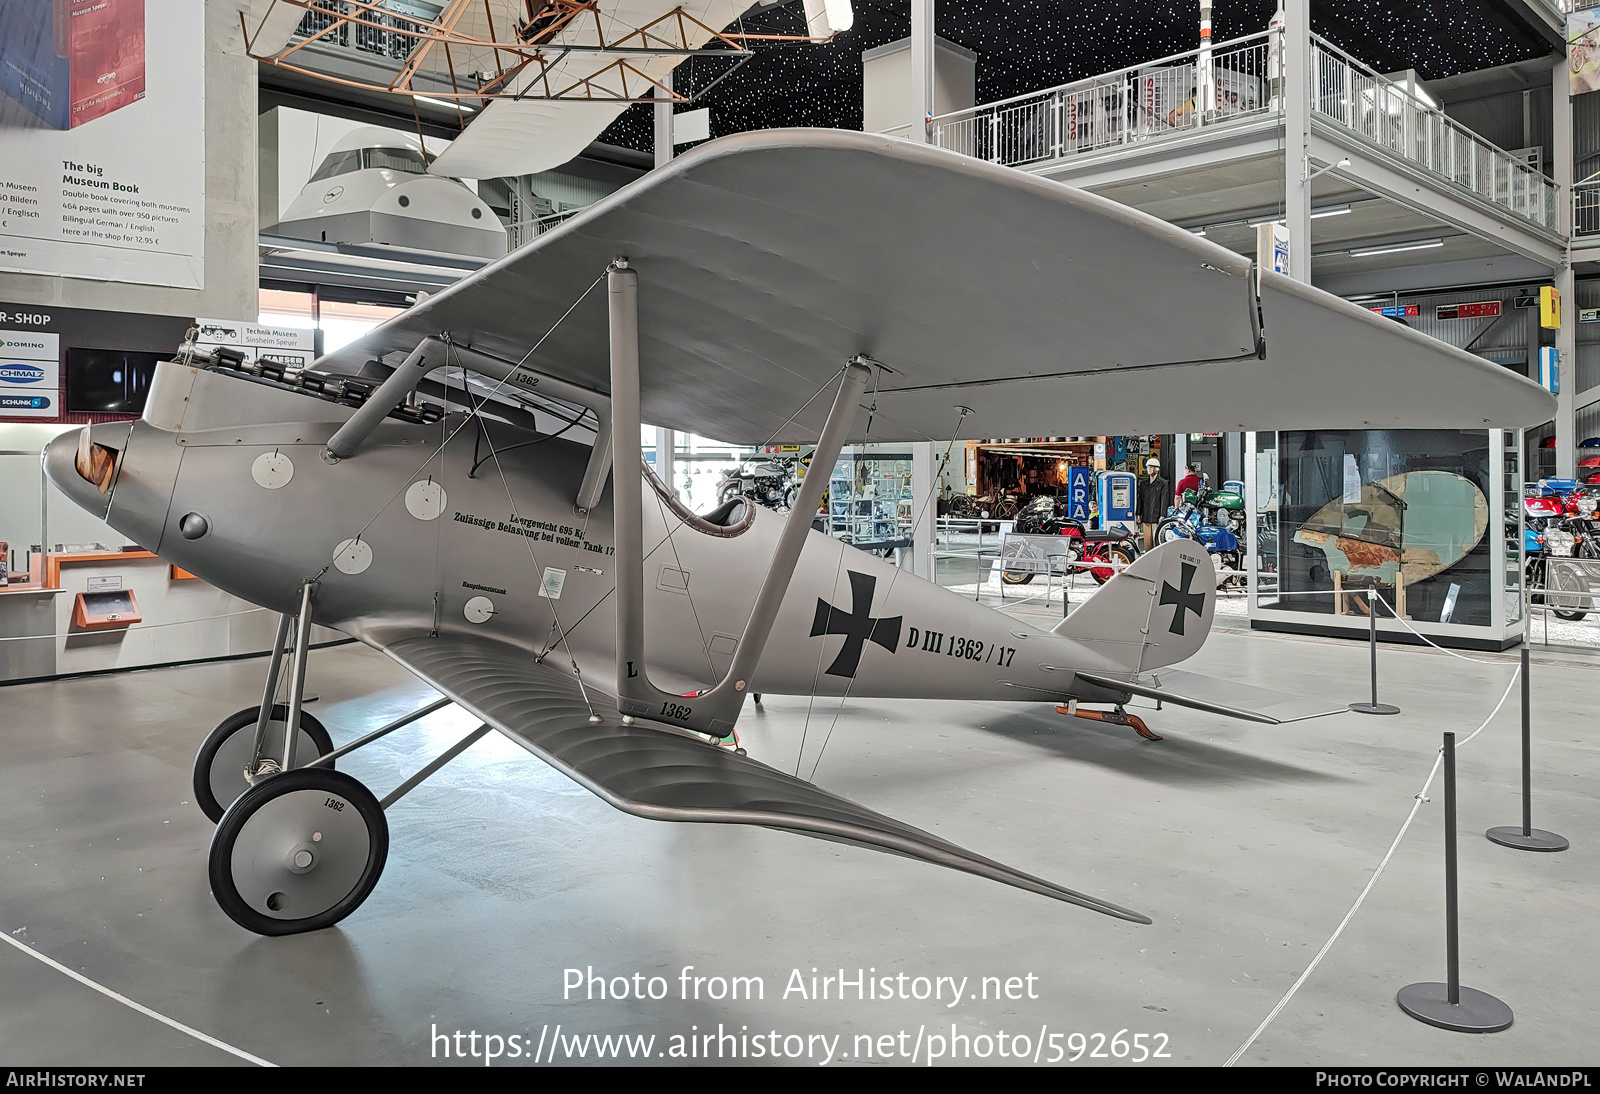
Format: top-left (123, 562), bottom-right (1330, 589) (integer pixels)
top-left (1159, 562), bottom-right (1205, 636)
top-left (810, 570), bottom-right (903, 678)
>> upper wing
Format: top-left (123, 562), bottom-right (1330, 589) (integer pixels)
top-left (316, 129), bottom-right (1555, 443)
top-left (382, 631), bottom-right (1150, 922)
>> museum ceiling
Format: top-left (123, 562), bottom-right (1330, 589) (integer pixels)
top-left (599, 0), bottom-right (1561, 151)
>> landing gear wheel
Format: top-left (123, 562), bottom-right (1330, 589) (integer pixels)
top-left (193, 705), bottom-right (334, 823)
top-left (209, 768), bottom-right (387, 937)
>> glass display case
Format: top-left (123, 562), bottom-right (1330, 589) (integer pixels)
top-left (827, 447), bottom-right (915, 549)
top-left (1245, 429), bottom-right (1522, 650)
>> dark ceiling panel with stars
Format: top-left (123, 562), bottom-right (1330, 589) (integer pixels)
top-left (598, 0), bottom-right (1555, 154)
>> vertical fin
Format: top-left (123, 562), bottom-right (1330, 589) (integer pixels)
top-left (1050, 540), bottom-right (1216, 671)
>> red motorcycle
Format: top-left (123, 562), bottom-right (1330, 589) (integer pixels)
top-left (1000, 496), bottom-right (1141, 585)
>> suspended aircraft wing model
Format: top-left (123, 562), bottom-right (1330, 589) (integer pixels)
top-left (46, 130), bottom-right (1554, 937)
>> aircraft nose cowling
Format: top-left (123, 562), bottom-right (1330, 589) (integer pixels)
top-left (42, 423), bottom-right (130, 520)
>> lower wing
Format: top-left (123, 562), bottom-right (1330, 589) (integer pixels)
top-left (383, 632), bottom-right (1150, 923)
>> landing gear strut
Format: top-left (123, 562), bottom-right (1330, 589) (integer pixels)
top-left (194, 602), bottom-right (334, 822)
top-left (196, 583), bottom-right (476, 935)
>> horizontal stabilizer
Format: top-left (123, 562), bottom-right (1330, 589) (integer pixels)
top-left (385, 633), bottom-right (1149, 922)
top-left (1074, 667), bottom-right (1347, 725)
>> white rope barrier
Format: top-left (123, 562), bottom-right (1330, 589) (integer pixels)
top-left (1223, 657), bottom-right (1521, 1065)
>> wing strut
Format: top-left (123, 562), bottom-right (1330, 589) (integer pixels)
top-left (319, 334), bottom-right (616, 514)
top-left (608, 258), bottom-right (871, 736)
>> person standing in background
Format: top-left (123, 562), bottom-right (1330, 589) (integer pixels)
top-left (1139, 458), bottom-right (1169, 551)
top-left (1175, 462), bottom-right (1204, 500)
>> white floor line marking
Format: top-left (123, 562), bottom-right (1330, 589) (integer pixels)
top-left (1, 930), bottom-right (276, 1067)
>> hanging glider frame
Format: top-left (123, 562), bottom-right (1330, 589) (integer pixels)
top-left (246, 1), bottom-right (772, 105)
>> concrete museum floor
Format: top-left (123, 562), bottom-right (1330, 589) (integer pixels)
top-left (0, 618), bottom-right (1595, 1067)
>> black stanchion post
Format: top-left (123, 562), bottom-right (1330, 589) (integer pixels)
top-left (1350, 593), bottom-right (1399, 715)
top-left (1487, 647), bottom-right (1569, 852)
top-left (1397, 732), bottom-right (1514, 1032)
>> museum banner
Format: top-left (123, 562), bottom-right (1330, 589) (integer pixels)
top-left (1572, 9), bottom-right (1600, 96)
top-left (0, 0), bottom-right (205, 289)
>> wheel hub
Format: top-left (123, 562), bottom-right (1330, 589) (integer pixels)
top-left (228, 788), bottom-right (373, 919)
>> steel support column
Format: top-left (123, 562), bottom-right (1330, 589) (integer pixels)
top-left (1554, 51), bottom-right (1576, 478)
top-left (910, 0), bottom-right (933, 143)
top-left (654, 84), bottom-right (674, 169)
top-left (1283, 0), bottom-right (1312, 284)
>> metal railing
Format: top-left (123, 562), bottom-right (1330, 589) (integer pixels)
top-left (1309, 36), bottom-right (1558, 231)
top-left (930, 30), bottom-right (1277, 169)
top-left (507, 207), bottom-right (585, 249)
top-left (1527, 556), bottom-right (1600, 648)
top-left (925, 29), bottom-right (1558, 233)
top-left (293, 1), bottom-right (428, 63)
top-left (1575, 180), bottom-right (1600, 237)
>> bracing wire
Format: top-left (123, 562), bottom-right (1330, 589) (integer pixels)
top-left (648, 484), bottom-right (725, 688)
top-left (455, 342), bottom-right (596, 714)
top-left (325, 270), bottom-right (609, 561)
top-left (804, 405), bottom-right (970, 782)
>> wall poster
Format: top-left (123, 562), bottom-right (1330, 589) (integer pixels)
top-left (0, 0), bottom-right (205, 289)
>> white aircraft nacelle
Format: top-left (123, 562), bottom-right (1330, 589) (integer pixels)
top-left (275, 128), bottom-right (507, 261)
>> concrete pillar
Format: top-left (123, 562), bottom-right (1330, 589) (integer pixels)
top-left (1553, 54), bottom-right (1576, 478)
top-left (1283, 0), bottom-right (1312, 284)
top-left (909, 0), bottom-right (933, 142)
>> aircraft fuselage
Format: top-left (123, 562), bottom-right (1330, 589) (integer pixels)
top-left (45, 362), bottom-right (1153, 724)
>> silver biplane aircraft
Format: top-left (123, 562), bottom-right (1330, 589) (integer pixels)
top-left (45, 130), bottom-right (1553, 937)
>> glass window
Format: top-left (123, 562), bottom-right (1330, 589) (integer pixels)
top-left (308, 149), bottom-right (362, 183)
top-left (363, 147), bottom-right (429, 174)
top-left (1268, 429), bottom-right (1492, 626)
top-left (257, 290), bottom-right (404, 355)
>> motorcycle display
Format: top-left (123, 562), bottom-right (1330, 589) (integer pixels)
top-left (1523, 484), bottom-right (1600, 622)
top-left (717, 456), bottom-right (800, 511)
top-left (946, 489), bottom-right (1023, 525)
top-left (1154, 485), bottom-right (1249, 586)
top-left (1000, 495), bottom-right (1141, 586)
